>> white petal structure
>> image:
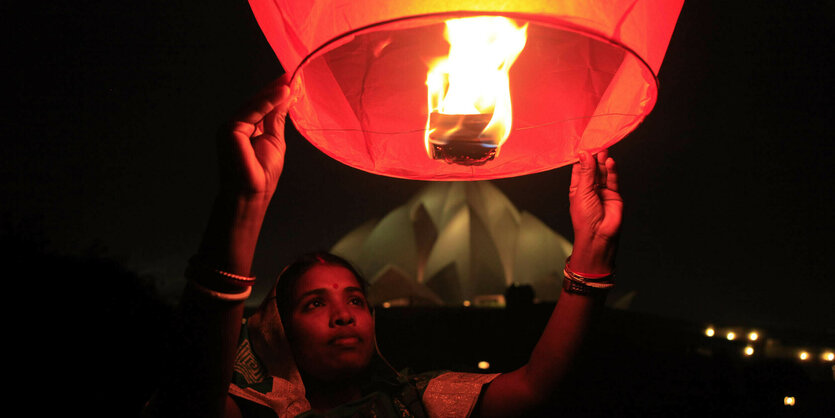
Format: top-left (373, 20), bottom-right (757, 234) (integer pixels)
top-left (331, 181), bottom-right (572, 305)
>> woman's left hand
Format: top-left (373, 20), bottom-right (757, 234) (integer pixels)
top-left (476, 149), bottom-right (624, 417)
top-left (567, 149), bottom-right (623, 274)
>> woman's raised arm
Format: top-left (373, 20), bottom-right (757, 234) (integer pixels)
top-left (476, 149), bottom-right (623, 417)
top-left (143, 76), bottom-right (293, 418)
top-left (200, 74), bottom-right (293, 275)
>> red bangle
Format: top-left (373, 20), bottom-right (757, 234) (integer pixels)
top-left (565, 256), bottom-right (614, 279)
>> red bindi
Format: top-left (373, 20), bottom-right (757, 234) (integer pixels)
top-left (332, 283), bottom-right (339, 289)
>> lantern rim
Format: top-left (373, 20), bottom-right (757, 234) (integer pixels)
top-left (289, 10), bottom-right (659, 93)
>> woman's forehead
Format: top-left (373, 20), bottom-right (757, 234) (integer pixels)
top-left (293, 264), bottom-right (361, 295)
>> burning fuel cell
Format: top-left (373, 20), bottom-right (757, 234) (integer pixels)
top-left (427, 113), bottom-right (495, 165)
top-left (425, 16), bottom-right (528, 166)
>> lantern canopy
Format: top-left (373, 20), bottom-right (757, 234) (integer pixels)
top-left (249, 1), bottom-right (683, 180)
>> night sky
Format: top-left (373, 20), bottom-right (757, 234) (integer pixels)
top-left (11, 2), bottom-right (833, 332)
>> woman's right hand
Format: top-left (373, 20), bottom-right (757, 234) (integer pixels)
top-left (198, 75), bottom-right (294, 276)
top-left (218, 74), bottom-right (293, 204)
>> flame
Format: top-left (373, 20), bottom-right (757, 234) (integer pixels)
top-left (425, 16), bottom-right (528, 161)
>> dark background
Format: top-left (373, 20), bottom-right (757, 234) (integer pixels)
top-left (12, 1), bottom-right (833, 329)
top-left (7, 1), bottom-right (834, 415)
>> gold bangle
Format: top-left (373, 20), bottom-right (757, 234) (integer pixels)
top-left (562, 275), bottom-right (614, 295)
top-left (187, 279), bottom-right (252, 302)
top-left (561, 256), bottom-right (615, 295)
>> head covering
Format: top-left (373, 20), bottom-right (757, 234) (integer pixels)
top-left (228, 281), bottom-right (312, 417)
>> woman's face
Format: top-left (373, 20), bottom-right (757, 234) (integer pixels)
top-left (287, 264), bottom-right (375, 381)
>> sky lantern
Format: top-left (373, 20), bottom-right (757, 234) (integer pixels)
top-left (248, 0), bottom-right (684, 180)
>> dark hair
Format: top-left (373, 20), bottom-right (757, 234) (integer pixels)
top-left (274, 252), bottom-right (368, 333)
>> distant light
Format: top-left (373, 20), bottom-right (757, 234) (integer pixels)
top-left (463, 300), bottom-right (471, 307)
top-left (747, 331), bottom-right (759, 341)
top-left (784, 396), bottom-right (795, 406)
top-left (799, 351), bottom-right (809, 361)
top-left (726, 332), bottom-right (736, 341)
top-left (705, 327), bottom-right (715, 337)
top-left (744, 346), bottom-right (754, 356)
top-left (822, 351), bottom-right (834, 362)
top-left (382, 302), bottom-right (391, 308)
top-left (478, 361), bottom-right (490, 370)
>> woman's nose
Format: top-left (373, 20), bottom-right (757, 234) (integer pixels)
top-left (331, 306), bottom-right (355, 326)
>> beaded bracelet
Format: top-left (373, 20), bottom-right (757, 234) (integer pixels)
top-left (185, 256), bottom-right (256, 300)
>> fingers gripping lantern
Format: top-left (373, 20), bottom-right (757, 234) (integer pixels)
top-left (248, 0), bottom-right (683, 180)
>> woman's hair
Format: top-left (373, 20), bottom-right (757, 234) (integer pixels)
top-left (274, 252), bottom-right (368, 333)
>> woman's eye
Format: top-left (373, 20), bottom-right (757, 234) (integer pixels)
top-left (349, 297), bottom-right (366, 307)
top-left (305, 299), bottom-right (324, 309)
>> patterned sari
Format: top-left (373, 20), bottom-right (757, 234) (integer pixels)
top-left (229, 280), bottom-right (498, 418)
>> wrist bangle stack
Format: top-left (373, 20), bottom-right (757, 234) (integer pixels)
top-left (185, 256), bottom-right (256, 302)
top-left (562, 256), bottom-right (615, 296)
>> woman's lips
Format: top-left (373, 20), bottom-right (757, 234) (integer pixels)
top-left (330, 336), bottom-right (360, 347)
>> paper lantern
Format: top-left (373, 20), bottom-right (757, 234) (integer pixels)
top-left (249, 0), bottom-right (683, 180)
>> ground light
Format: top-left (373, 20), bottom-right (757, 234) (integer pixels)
top-left (783, 396), bottom-right (795, 406)
top-left (705, 327), bottom-right (715, 337)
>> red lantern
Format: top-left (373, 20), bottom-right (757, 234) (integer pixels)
top-left (249, 1), bottom-right (683, 180)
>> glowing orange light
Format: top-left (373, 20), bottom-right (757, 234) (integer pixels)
top-left (726, 332), bottom-right (736, 341)
top-left (425, 16), bottom-right (528, 165)
top-left (249, 0), bottom-right (684, 180)
top-left (462, 300), bottom-right (472, 307)
top-left (382, 302), bottom-right (391, 308)
top-left (799, 351), bottom-right (809, 361)
top-left (784, 396), bottom-right (795, 406)
top-left (478, 361), bottom-right (490, 370)
top-left (705, 327), bottom-right (715, 337)
top-left (744, 346), bottom-right (754, 356)
top-left (747, 331), bottom-right (759, 341)
top-left (823, 351), bottom-right (834, 361)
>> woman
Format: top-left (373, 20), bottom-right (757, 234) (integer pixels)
top-left (144, 75), bottom-right (622, 417)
